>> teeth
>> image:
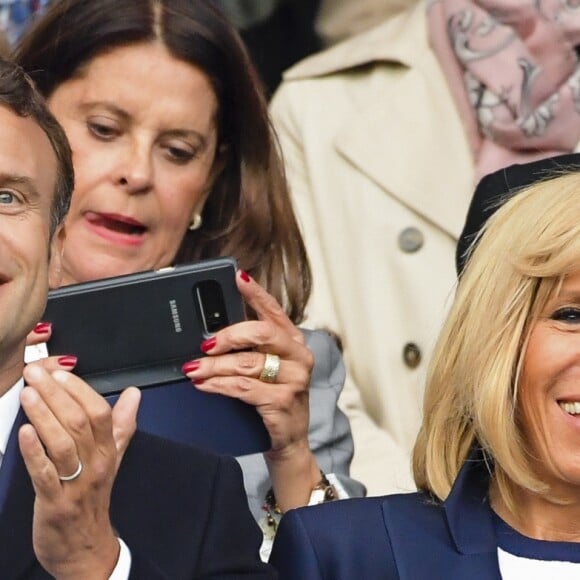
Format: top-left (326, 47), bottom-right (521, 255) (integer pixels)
top-left (560, 401), bottom-right (580, 415)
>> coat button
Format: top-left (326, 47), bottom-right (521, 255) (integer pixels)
top-left (398, 227), bottom-right (424, 253)
top-left (403, 342), bottom-right (421, 369)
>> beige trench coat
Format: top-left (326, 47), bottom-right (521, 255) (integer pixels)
top-left (270, 2), bottom-right (476, 495)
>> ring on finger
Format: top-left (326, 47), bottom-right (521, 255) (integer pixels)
top-left (259, 353), bottom-right (281, 384)
top-left (58, 459), bottom-right (83, 482)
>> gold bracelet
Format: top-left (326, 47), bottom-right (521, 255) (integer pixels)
top-left (262, 470), bottom-right (337, 533)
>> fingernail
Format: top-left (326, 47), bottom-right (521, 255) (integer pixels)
top-left (23, 364), bottom-right (43, 381)
top-left (201, 337), bottom-right (216, 353)
top-left (20, 387), bottom-right (39, 404)
top-left (57, 355), bottom-right (77, 368)
top-left (193, 379), bottom-right (205, 386)
top-left (182, 360), bottom-right (200, 374)
top-left (51, 370), bottom-right (69, 383)
top-left (34, 322), bottom-right (52, 334)
top-left (240, 270), bottom-right (251, 283)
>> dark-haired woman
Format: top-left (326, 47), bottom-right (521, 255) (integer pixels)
top-left (19, 0), bottom-right (363, 558)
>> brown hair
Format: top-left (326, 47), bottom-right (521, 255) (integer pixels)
top-left (16, 0), bottom-right (310, 322)
top-left (0, 57), bottom-right (73, 236)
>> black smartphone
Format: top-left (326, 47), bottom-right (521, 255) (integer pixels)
top-left (41, 257), bottom-right (271, 456)
top-left (43, 257), bottom-right (244, 394)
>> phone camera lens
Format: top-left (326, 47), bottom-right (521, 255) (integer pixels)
top-left (195, 280), bottom-right (230, 334)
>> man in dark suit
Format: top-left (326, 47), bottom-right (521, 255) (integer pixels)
top-left (0, 57), bottom-right (274, 579)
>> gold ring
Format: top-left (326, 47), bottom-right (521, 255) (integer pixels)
top-left (259, 353), bottom-right (281, 383)
top-left (58, 460), bottom-right (83, 482)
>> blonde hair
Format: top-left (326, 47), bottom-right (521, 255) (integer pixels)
top-left (413, 171), bottom-right (580, 512)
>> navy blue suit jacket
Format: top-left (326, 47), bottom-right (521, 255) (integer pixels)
top-left (270, 452), bottom-right (501, 579)
top-left (0, 411), bottom-right (276, 579)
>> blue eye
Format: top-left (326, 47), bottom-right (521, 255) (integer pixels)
top-left (0, 191), bottom-right (16, 204)
top-left (552, 307), bottom-right (580, 323)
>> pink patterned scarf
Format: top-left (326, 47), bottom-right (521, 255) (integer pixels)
top-left (428, 0), bottom-right (580, 180)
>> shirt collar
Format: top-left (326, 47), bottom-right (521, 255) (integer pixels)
top-left (443, 445), bottom-right (497, 555)
top-left (0, 378), bottom-right (24, 456)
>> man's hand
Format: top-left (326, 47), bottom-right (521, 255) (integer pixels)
top-left (19, 363), bottom-right (140, 579)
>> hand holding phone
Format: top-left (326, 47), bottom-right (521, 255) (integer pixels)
top-left (39, 258), bottom-right (271, 456)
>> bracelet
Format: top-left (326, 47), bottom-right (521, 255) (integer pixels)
top-left (261, 470), bottom-right (337, 535)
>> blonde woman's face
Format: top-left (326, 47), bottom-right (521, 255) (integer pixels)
top-left (519, 270), bottom-right (580, 493)
top-left (47, 42), bottom-right (220, 285)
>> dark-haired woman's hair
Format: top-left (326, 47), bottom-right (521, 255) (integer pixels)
top-left (17, 0), bottom-right (310, 323)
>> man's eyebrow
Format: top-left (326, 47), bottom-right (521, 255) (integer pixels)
top-left (0, 173), bottom-right (40, 198)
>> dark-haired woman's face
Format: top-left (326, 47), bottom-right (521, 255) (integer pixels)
top-left (48, 42), bottom-right (220, 285)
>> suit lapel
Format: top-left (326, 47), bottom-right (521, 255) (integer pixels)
top-left (381, 451), bottom-right (502, 579)
top-left (0, 409), bottom-right (39, 578)
top-left (381, 494), bottom-right (501, 580)
top-left (286, 2), bottom-right (475, 240)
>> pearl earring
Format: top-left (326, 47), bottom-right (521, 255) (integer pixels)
top-left (189, 213), bottom-right (203, 231)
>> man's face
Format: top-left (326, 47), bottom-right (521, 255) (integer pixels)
top-left (0, 105), bottom-right (60, 387)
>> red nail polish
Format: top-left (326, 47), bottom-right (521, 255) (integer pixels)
top-left (200, 337), bottom-right (216, 353)
top-left (240, 270), bottom-right (250, 283)
top-left (182, 360), bottom-right (200, 374)
top-left (57, 355), bottom-right (77, 368)
top-left (193, 379), bottom-right (205, 386)
top-left (34, 322), bottom-right (51, 334)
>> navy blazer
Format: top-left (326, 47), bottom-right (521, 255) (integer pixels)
top-left (270, 453), bottom-right (501, 579)
top-left (0, 411), bottom-right (276, 579)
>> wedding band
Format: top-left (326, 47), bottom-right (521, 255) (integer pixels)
top-left (58, 460), bottom-right (83, 482)
top-left (259, 353), bottom-right (280, 383)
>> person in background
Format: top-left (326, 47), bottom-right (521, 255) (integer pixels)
top-left (212, 0), bottom-right (321, 95)
top-left (0, 55), bottom-right (273, 579)
top-left (18, 0), bottom-right (364, 559)
top-left (270, 0), bottom-right (580, 495)
top-left (0, 0), bottom-right (48, 44)
top-left (211, 0), bottom-right (416, 94)
top-left (270, 153), bottom-right (580, 579)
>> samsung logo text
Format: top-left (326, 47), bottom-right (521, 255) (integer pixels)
top-left (169, 299), bottom-right (182, 333)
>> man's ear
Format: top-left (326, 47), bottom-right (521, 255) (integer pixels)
top-left (48, 224), bottom-right (65, 289)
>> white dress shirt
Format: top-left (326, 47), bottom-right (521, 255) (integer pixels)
top-left (0, 378), bottom-right (24, 461)
top-left (0, 379), bottom-right (131, 579)
top-left (498, 548), bottom-right (580, 578)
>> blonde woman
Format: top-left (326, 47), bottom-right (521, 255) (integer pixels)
top-left (270, 153), bottom-right (580, 579)
top-left (270, 0), bottom-right (580, 495)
